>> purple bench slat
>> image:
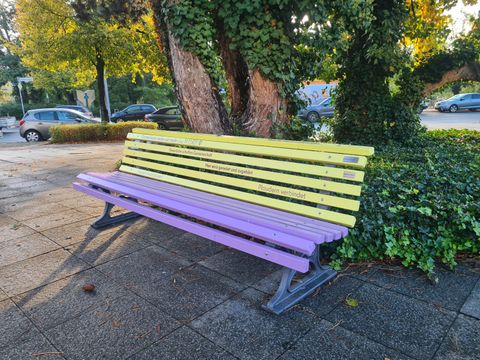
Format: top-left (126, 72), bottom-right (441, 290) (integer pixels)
top-left (73, 182), bottom-right (310, 273)
top-left (83, 171), bottom-right (347, 241)
top-left (75, 174), bottom-right (316, 255)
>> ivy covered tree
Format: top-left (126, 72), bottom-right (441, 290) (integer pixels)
top-left (151, 0), bottom-right (374, 136)
top-left (15, 0), bottom-right (169, 122)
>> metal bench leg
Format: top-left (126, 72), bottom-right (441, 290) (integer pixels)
top-left (90, 188), bottom-right (142, 229)
top-left (263, 247), bottom-right (337, 315)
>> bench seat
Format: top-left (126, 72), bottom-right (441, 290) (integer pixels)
top-left (74, 171), bottom-right (348, 273)
top-left (74, 129), bottom-right (373, 314)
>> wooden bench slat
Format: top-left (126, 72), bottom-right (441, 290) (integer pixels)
top-left (132, 128), bottom-right (375, 156)
top-left (124, 140), bottom-right (365, 182)
top-left (76, 173), bottom-right (317, 254)
top-left (83, 171), bottom-right (347, 242)
top-left (124, 148), bottom-right (362, 196)
top-left (120, 164), bottom-right (357, 227)
top-left (127, 133), bottom-right (368, 168)
top-left (121, 156), bottom-right (360, 212)
top-left (74, 182), bottom-right (310, 272)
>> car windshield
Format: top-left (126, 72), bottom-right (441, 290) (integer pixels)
top-left (448, 94), bottom-right (463, 100)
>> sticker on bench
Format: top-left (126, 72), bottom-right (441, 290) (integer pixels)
top-left (343, 156), bottom-right (359, 163)
top-left (343, 171), bottom-right (356, 179)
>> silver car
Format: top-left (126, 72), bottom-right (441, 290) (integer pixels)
top-left (434, 93), bottom-right (480, 113)
top-left (19, 108), bottom-right (98, 142)
top-left (297, 97), bottom-right (334, 122)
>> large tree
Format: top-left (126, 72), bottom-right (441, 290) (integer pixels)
top-left (150, 0), bottom-right (374, 136)
top-left (15, 0), bottom-right (169, 121)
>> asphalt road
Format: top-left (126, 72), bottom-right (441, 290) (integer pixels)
top-left (420, 109), bottom-right (480, 130)
top-left (0, 109), bottom-right (478, 145)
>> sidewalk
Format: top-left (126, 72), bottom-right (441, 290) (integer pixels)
top-left (0, 142), bottom-right (479, 360)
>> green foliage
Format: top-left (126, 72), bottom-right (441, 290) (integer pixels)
top-left (333, 130), bottom-right (480, 280)
top-left (50, 121), bottom-right (157, 143)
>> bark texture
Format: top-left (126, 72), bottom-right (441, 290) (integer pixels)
top-left (95, 55), bottom-right (109, 123)
top-left (424, 62), bottom-right (480, 95)
top-left (217, 21), bottom-right (249, 124)
top-left (167, 31), bottom-right (230, 134)
top-left (241, 69), bottom-right (288, 137)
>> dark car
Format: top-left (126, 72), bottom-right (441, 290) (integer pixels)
top-left (111, 104), bottom-right (157, 123)
top-left (144, 106), bottom-right (183, 130)
top-left (56, 105), bottom-right (93, 117)
top-left (297, 97), bottom-right (334, 122)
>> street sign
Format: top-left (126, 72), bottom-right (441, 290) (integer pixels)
top-left (76, 90), bottom-right (95, 108)
top-left (17, 77), bottom-right (33, 83)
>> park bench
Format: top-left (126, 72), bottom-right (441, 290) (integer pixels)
top-left (73, 129), bottom-right (374, 314)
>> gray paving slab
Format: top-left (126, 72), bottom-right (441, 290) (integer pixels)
top-left (365, 263), bottom-right (480, 311)
top-left (0, 249), bottom-right (89, 296)
top-left (434, 314), bottom-right (480, 360)
top-left (134, 264), bottom-right (245, 322)
top-left (7, 202), bottom-right (72, 222)
top-left (41, 217), bottom-right (136, 247)
top-left (13, 268), bottom-right (130, 331)
top-left (22, 209), bottom-right (93, 232)
top-left (0, 333), bottom-right (64, 359)
top-left (125, 218), bottom-right (185, 243)
top-left (66, 230), bottom-right (151, 266)
top-left (129, 326), bottom-right (235, 360)
top-left (191, 287), bottom-right (316, 360)
top-left (96, 245), bottom-right (192, 291)
top-left (324, 282), bottom-right (457, 359)
top-left (461, 279), bottom-right (480, 319)
top-left (200, 249), bottom-right (280, 286)
top-left (0, 288), bottom-right (8, 302)
top-left (0, 213), bottom-right (17, 227)
top-left (0, 222), bottom-right (36, 244)
top-left (279, 319), bottom-right (413, 360)
top-left (0, 298), bottom-right (38, 349)
top-left (152, 231), bottom-right (224, 263)
top-left (0, 232), bottom-right (60, 268)
top-left (46, 293), bottom-right (181, 360)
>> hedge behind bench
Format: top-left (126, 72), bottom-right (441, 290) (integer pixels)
top-left (50, 121), bottom-right (158, 143)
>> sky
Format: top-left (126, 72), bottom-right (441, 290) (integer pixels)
top-left (448, 2), bottom-right (480, 35)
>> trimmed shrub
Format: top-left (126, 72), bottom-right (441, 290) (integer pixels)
top-left (50, 121), bottom-right (157, 143)
top-left (332, 130), bottom-right (480, 280)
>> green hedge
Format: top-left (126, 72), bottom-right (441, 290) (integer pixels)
top-left (332, 129), bottom-right (480, 280)
top-left (50, 121), bottom-right (157, 143)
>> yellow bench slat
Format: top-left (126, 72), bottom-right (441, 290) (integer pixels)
top-left (124, 148), bottom-right (362, 196)
top-left (124, 140), bottom-right (365, 182)
top-left (127, 133), bottom-right (367, 168)
top-left (132, 128), bottom-right (375, 156)
top-left (122, 157), bottom-right (360, 211)
top-left (120, 164), bottom-right (357, 227)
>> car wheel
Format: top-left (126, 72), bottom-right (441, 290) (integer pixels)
top-left (116, 118), bottom-right (124, 123)
top-left (157, 124), bottom-right (167, 130)
top-left (307, 111), bottom-right (320, 122)
top-left (25, 130), bottom-right (42, 142)
top-left (449, 104), bottom-right (458, 113)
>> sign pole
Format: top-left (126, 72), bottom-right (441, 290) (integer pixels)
top-left (18, 83), bottom-right (25, 116)
top-left (103, 73), bottom-right (111, 120)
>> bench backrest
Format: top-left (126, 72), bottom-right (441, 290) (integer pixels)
top-left (120, 129), bottom-right (374, 227)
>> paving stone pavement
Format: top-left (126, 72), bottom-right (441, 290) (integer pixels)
top-left (0, 142), bottom-right (479, 360)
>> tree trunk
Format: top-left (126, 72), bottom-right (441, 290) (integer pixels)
top-left (423, 62), bottom-right (480, 95)
top-left (241, 69), bottom-right (288, 137)
top-left (95, 56), bottom-right (109, 123)
top-left (217, 20), bottom-right (249, 125)
top-left (151, 0), bottom-right (230, 134)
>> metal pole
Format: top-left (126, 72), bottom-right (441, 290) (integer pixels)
top-left (18, 83), bottom-right (25, 115)
top-left (103, 74), bottom-right (111, 120)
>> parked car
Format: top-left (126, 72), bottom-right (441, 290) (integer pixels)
top-left (297, 97), bottom-right (334, 122)
top-left (56, 104), bottom-right (93, 117)
top-left (110, 104), bottom-right (157, 123)
top-left (434, 93), bottom-right (480, 112)
top-left (144, 106), bottom-right (183, 130)
top-left (19, 108), bottom-right (98, 142)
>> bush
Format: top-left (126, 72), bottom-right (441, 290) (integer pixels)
top-left (50, 121), bottom-right (157, 143)
top-left (332, 130), bottom-right (480, 280)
